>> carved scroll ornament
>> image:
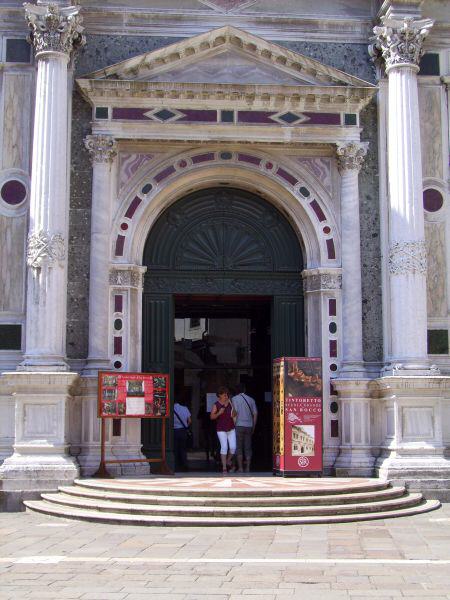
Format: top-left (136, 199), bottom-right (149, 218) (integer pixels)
top-left (24, 3), bottom-right (85, 57)
top-left (84, 135), bottom-right (117, 164)
top-left (27, 230), bottom-right (65, 269)
top-left (372, 17), bottom-right (433, 72)
top-left (388, 240), bottom-right (427, 275)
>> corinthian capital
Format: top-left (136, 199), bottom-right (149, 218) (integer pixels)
top-left (84, 135), bottom-right (117, 164)
top-left (336, 142), bottom-right (369, 173)
top-left (372, 17), bottom-right (433, 72)
top-left (24, 3), bottom-right (85, 58)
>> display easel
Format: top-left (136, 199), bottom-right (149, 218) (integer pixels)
top-left (93, 416), bottom-right (172, 478)
top-left (94, 371), bottom-right (172, 478)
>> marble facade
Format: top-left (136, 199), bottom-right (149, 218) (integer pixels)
top-left (1, 0), bottom-right (450, 509)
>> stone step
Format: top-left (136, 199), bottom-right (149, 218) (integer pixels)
top-left (38, 490), bottom-right (425, 518)
top-left (73, 477), bottom-right (391, 498)
top-left (57, 484), bottom-right (407, 507)
top-left (24, 498), bottom-right (441, 526)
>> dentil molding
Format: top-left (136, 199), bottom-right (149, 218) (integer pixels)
top-left (336, 142), bottom-right (369, 173)
top-left (27, 230), bottom-right (65, 270)
top-left (24, 3), bottom-right (85, 58)
top-left (372, 17), bottom-right (433, 72)
top-left (84, 135), bottom-right (118, 164)
top-left (388, 240), bottom-right (427, 275)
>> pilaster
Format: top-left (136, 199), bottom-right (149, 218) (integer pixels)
top-left (336, 141), bottom-right (368, 378)
top-left (302, 268), bottom-right (342, 471)
top-left (83, 135), bottom-right (118, 375)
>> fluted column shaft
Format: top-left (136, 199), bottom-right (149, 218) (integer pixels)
top-left (21, 3), bottom-right (84, 370)
top-left (84, 136), bottom-right (117, 373)
top-left (373, 16), bottom-right (434, 373)
top-left (337, 142), bottom-right (368, 374)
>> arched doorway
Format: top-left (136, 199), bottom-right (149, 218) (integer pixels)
top-left (142, 187), bottom-right (304, 471)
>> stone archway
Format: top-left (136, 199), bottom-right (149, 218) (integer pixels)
top-left (141, 186), bottom-right (305, 465)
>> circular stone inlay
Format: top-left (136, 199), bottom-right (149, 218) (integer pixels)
top-left (299, 186), bottom-right (310, 198)
top-left (113, 360), bottom-right (122, 369)
top-left (330, 401), bottom-right (338, 414)
top-left (329, 322), bottom-right (337, 334)
top-left (120, 223), bottom-right (128, 231)
top-left (323, 226), bottom-right (331, 235)
top-left (423, 188), bottom-right (443, 212)
top-left (141, 183), bottom-right (153, 195)
top-left (114, 318), bottom-right (123, 331)
top-left (220, 152), bottom-right (233, 160)
top-left (330, 363), bottom-right (337, 372)
top-left (1, 180), bottom-right (27, 205)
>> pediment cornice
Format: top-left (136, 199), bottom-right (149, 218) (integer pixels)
top-left (81, 26), bottom-right (374, 89)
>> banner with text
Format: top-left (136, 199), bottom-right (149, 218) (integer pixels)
top-left (273, 357), bottom-right (323, 475)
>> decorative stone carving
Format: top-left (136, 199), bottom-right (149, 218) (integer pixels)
top-left (27, 230), bottom-right (65, 269)
top-left (84, 135), bottom-right (117, 164)
top-left (388, 240), bottom-right (427, 275)
top-left (24, 3), bottom-right (85, 58)
top-left (372, 17), bottom-right (433, 72)
top-left (303, 273), bottom-right (342, 292)
top-left (336, 142), bottom-right (368, 173)
top-left (110, 269), bottom-right (142, 288)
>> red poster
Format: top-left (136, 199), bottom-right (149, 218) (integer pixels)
top-left (273, 357), bottom-right (323, 475)
top-left (98, 371), bottom-right (169, 418)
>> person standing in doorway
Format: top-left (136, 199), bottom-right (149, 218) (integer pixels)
top-left (210, 386), bottom-right (236, 474)
top-left (173, 397), bottom-right (191, 472)
top-left (232, 383), bottom-right (258, 473)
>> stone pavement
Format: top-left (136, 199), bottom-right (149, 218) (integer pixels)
top-left (0, 504), bottom-right (450, 600)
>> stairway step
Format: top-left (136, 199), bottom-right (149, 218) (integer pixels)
top-left (73, 477), bottom-right (391, 498)
top-left (24, 498), bottom-right (441, 526)
top-left (39, 491), bottom-right (425, 518)
top-left (58, 484), bottom-right (406, 507)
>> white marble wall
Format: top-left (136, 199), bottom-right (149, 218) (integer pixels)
top-left (0, 67), bottom-right (33, 371)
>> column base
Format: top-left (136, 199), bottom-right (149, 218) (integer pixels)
top-left (82, 358), bottom-right (112, 377)
top-left (0, 371), bottom-right (80, 510)
top-left (382, 361), bottom-right (440, 377)
top-left (339, 361), bottom-right (368, 378)
top-left (18, 356), bottom-right (70, 372)
top-left (334, 447), bottom-right (376, 477)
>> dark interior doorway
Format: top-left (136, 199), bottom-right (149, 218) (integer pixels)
top-left (174, 295), bottom-right (272, 472)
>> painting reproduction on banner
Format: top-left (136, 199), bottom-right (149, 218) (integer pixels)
top-left (273, 357), bottom-right (323, 475)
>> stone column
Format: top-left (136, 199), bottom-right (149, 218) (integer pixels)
top-left (21, 3), bottom-right (85, 371)
top-left (84, 135), bottom-right (118, 374)
top-left (336, 142), bottom-right (368, 376)
top-left (373, 16), bottom-right (434, 375)
top-left (0, 5), bottom-right (85, 507)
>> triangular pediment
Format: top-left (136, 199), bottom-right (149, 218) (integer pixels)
top-left (83, 26), bottom-right (373, 88)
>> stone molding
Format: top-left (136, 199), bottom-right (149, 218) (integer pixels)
top-left (336, 142), bottom-right (369, 173)
top-left (302, 269), bottom-right (342, 292)
top-left (110, 266), bottom-right (146, 288)
top-left (24, 3), bottom-right (85, 58)
top-left (388, 240), bottom-right (427, 275)
top-left (26, 230), bottom-right (65, 269)
top-left (372, 17), bottom-right (433, 72)
top-left (84, 135), bottom-right (118, 164)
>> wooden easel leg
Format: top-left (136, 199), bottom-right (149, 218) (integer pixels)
top-left (93, 418), bottom-right (113, 478)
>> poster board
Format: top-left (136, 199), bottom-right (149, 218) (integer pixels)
top-left (273, 357), bottom-right (323, 475)
top-left (98, 371), bottom-right (169, 419)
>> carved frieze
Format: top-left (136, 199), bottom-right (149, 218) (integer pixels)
top-left (336, 142), bottom-right (368, 173)
top-left (109, 269), bottom-right (142, 288)
top-left (27, 230), bottom-right (65, 269)
top-left (24, 3), bottom-right (85, 58)
top-left (303, 272), bottom-right (342, 292)
top-left (388, 240), bottom-right (427, 275)
top-left (372, 17), bottom-right (433, 72)
top-left (84, 135), bottom-right (117, 164)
